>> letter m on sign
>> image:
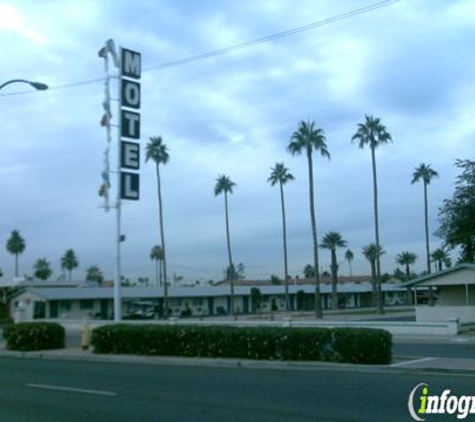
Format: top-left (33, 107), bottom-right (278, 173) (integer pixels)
top-left (121, 48), bottom-right (141, 80)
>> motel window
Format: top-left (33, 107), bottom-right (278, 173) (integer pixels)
top-left (80, 300), bottom-right (94, 310)
top-left (59, 300), bottom-right (71, 311)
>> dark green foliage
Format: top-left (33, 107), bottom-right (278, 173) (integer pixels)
top-left (91, 324), bottom-right (392, 365)
top-left (436, 159), bottom-right (475, 262)
top-left (3, 322), bottom-right (65, 351)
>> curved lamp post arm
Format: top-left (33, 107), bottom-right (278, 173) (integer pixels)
top-left (0, 79), bottom-right (48, 92)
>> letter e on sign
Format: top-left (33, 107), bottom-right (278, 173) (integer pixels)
top-left (121, 141), bottom-right (140, 170)
top-left (121, 48), bottom-right (141, 80)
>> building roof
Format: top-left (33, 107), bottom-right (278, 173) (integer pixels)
top-left (216, 275), bottom-right (374, 286)
top-left (16, 282), bottom-right (406, 301)
top-left (403, 263), bottom-right (475, 287)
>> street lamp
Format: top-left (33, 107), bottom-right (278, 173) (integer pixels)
top-left (0, 79), bottom-right (48, 92)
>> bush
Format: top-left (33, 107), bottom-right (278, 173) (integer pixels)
top-left (91, 325), bottom-right (391, 364)
top-left (3, 322), bottom-right (65, 351)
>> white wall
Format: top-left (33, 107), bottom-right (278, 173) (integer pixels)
top-left (416, 306), bottom-right (475, 323)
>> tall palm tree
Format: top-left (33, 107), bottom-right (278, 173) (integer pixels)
top-left (344, 249), bottom-right (354, 276)
top-left (288, 120), bottom-right (330, 318)
top-left (214, 175), bottom-right (237, 318)
top-left (268, 162), bottom-right (294, 311)
top-left (6, 230), bottom-right (26, 278)
top-left (34, 258), bottom-right (52, 281)
top-left (61, 249), bottom-right (79, 282)
top-left (146, 136), bottom-right (170, 316)
top-left (150, 245), bottom-right (164, 286)
top-left (431, 248), bottom-right (452, 272)
top-left (396, 251), bottom-right (417, 305)
top-left (362, 243), bottom-right (385, 313)
top-left (320, 232), bottom-right (347, 310)
top-left (352, 115), bottom-right (392, 293)
top-left (411, 163), bottom-right (439, 273)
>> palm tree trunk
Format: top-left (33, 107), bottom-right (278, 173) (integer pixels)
top-left (224, 192), bottom-right (235, 318)
top-left (348, 259), bottom-right (353, 277)
top-left (370, 260), bottom-right (377, 307)
top-left (68, 270), bottom-right (72, 283)
top-left (15, 253), bottom-right (19, 278)
top-left (370, 146), bottom-right (383, 314)
top-left (405, 263), bottom-right (413, 305)
top-left (156, 164), bottom-right (168, 316)
top-left (307, 149), bottom-right (323, 318)
top-left (424, 182), bottom-right (435, 306)
top-left (154, 259), bottom-right (159, 286)
top-left (280, 181), bottom-right (290, 311)
top-left (331, 249), bottom-right (338, 310)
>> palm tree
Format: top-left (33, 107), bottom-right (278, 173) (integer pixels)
top-left (362, 243), bottom-right (385, 313)
top-left (146, 136), bottom-right (170, 316)
top-left (86, 265), bottom-right (104, 286)
top-left (352, 115), bottom-right (392, 292)
top-left (268, 162), bottom-right (295, 311)
top-left (288, 120), bottom-right (330, 318)
top-left (214, 175), bottom-right (237, 318)
top-left (344, 249), bottom-right (354, 276)
top-left (60, 249), bottom-right (79, 282)
top-left (6, 230), bottom-right (26, 278)
top-left (150, 245), bottom-right (164, 286)
top-left (411, 163), bottom-right (439, 273)
top-left (431, 248), bottom-right (452, 272)
top-left (396, 251), bottom-right (417, 305)
top-left (34, 258), bottom-right (52, 281)
top-left (320, 232), bottom-right (347, 310)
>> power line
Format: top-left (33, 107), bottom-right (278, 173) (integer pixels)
top-left (0, 0), bottom-right (398, 97)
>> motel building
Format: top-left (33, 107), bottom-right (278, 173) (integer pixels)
top-left (404, 263), bottom-right (475, 330)
top-left (9, 281), bottom-right (408, 321)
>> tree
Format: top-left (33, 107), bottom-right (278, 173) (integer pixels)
top-left (60, 249), bottom-right (79, 282)
top-left (150, 245), bottom-right (164, 286)
top-left (146, 136), bottom-right (170, 315)
top-left (6, 230), bottom-right (26, 278)
top-left (236, 263), bottom-right (246, 280)
top-left (250, 287), bottom-right (263, 314)
top-left (431, 248), bottom-right (452, 272)
top-left (303, 264), bottom-right (315, 279)
top-left (268, 162), bottom-right (295, 311)
top-left (86, 265), bottom-right (104, 286)
top-left (412, 163), bottom-right (439, 274)
top-left (362, 243), bottom-right (385, 313)
top-left (396, 251), bottom-right (417, 305)
top-left (344, 249), bottom-right (354, 276)
top-left (288, 120), bottom-right (330, 318)
top-left (436, 159), bottom-right (475, 263)
top-left (352, 115), bottom-right (392, 292)
top-left (320, 232), bottom-right (347, 310)
top-left (34, 258), bottom-right (52, 281)
top-left (270, 275), bottom-right (282, 285)
top-left (214, 175), bottom-right (237, 318)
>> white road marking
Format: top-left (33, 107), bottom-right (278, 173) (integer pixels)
top-left (391, 357), bottom-right (435, 368)
top-left (26, 383), bottom-right (116, 396)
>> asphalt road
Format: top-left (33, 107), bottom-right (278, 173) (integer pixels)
top-left (393, 341), bottom-right (475, 359)
top-left (1, 357), bottom-right (475, 422)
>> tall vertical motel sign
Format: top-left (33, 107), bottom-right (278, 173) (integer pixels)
top-left (98, 39), bottom-right (141, 320)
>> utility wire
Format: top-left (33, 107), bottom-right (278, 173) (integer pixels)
top-left (0, 0), bottom-right (398, 97)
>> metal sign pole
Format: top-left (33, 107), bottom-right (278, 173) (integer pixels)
top-left (114, 45), bottom-right (122, 321)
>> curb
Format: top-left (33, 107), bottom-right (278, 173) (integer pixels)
top-left (1, 349), bottom-right (475, 376)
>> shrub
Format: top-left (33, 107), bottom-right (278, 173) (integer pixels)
top-left (3, 322), bottom-right (65, 351)
top-left (91, 325), bottom-right (391, 364)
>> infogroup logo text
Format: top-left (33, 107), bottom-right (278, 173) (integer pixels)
top-left (408, 383), bottom-right (475, 421)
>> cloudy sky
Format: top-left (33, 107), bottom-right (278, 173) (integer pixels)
top-left (0, 0), bottom-right (473, 284)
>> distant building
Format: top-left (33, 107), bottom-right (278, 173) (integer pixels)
top-left (404, 263), bottom-right (475, 326)
top-left (10, 281), bottom-right (408, 321)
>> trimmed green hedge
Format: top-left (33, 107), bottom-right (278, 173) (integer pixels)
top-left (91, 325), bottom-right (392, 364)
top-left (3, 322), bottom-right (65, 351)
